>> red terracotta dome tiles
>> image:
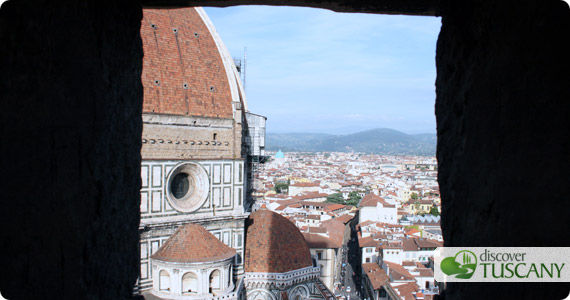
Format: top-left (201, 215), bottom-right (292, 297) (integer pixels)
top-left (245, 209), bottom-right (313, 273)
top-left (141, 8), bottom-right (233, 118)
top-left (152, 223), bottom-right (236, 264)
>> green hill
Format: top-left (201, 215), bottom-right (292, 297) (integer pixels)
top-left (266, 129), bottom-right (436, 155)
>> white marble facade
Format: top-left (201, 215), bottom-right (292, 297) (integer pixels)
top-left (140, 160), bottom-right (245, 218)
top-left (139, 160), bottom-right (247, 291)
top-left (244, 266), bottom-right (322, 300)
top-left (151, 258), bottom-right (235, 299)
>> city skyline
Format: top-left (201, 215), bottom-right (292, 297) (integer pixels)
top-left (205, 6), bottom-right (441, 134)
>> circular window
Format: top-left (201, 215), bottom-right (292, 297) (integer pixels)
top-left (165, 162), bottom-right (209, 212)
top-left (171, 173), bottom-right (192, 199)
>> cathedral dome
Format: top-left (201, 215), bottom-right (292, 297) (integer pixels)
top-left (152, 223), bottom-right (236, 263)
top-left (275, 150), bottom-right (285, 159)
top-left (140, 7), bottom-right (246, 118)
top-left (245, 209), bottom-right (313, 273)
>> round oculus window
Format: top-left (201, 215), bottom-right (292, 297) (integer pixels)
top-left (165, 162), bottom-right (209, 212)
top-left (170, 173), bottom-right (193, 199)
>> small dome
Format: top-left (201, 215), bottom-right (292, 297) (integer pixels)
top-left (152, 223), bottom-right (236, 263)
top-left (245, 209), bottom-right (313, 273)
top-left (275, 150), bottom-right (285, 159)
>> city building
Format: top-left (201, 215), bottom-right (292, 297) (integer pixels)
top-left (359, 194), bottom-right (398, 225)
top-left (136, 7), bottom-right (265, 297)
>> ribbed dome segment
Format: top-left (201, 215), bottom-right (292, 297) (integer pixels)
top-left (152, 223), bottom-right (236, 263)
top-left (140, 8), bottom-right (236, 118)
top-left (245, 209), bottom-right (313, 273)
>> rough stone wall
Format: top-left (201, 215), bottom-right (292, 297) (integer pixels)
top-left (0, 1), bottom-right (143, 299)
top-left (435, 0), bottom-right (570, 299)
top-left (2, 0), bottom-right (570, 299)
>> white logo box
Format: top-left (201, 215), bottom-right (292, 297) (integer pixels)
top-left (434, 247), bottom-right (570, 282)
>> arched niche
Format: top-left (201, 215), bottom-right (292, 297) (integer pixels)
top-left (182, 271), bottom-right (198, 295)
top-left (209, 269), bottom-right (222, 294)
top-left (159, 270), bottom-right (171, 292)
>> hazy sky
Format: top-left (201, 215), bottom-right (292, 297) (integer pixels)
top-left (204, 6), bottom-right (441, 134)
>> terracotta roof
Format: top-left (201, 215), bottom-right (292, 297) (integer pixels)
top-left (151, 223), bottom-right (236, 263)
top-left (301, 201), bottom-right (335, 208)
top-left (275, 204), bottom-right (289, 211)
top-left (415, 268), bottom-right (434, 277)
top-left (391, 282), bottom-right (419, 300)
top-left (327, 203), bottom-right (346, 211)
top-left (402, 238), bottom-right (419, 252)
top-left (268, 194), bottom-right (291, 199)
top-left (402, 261), bottom-right (415, 267)
top-left (358, 220), bottom-right (376, 228)
top-left (360, 194), bottom-right (395, 208)
top-left (308, 226), bottom-right (327, 234)
top-left (405, 228), bottom-right (420, 235)
top-left (335, 214), bottom-right (354, 224)
top-left (386, 223), bottom-right (404, 229)
top-left (290, 182), bottom-right (319, 187)
top-left (245, 209), bottom-right (313, 273)
top-left (270, 199), bottom-right (302, 206)
top-left (321, 218), bottom-right (346, 246)
top-left (380, 242), bottom-right (402, 250)
top-left (303, 233), bottom-right (341, 249)
top-left (412, 238), bottom-right (441, 248)
top-left (294, 192), bottom-right (329, 201)
top-left (362, 263), bottom-right (389, 290)
top-left (385, 262), bottom-right (415, 281)
top-left (359, 236), bottom-right (377, 248)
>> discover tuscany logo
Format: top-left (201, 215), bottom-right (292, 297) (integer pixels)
top-left (440, 250), bottom-right (477, 279)
top-left (435, 247), bottom-right (570, 282)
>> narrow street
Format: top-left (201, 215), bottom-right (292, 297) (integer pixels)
top-left (335, 227), bottom-right (362, 300)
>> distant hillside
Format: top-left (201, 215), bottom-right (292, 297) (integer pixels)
top-left (411, 133), bottom-right (438, 144)
top-left (266, 129), bottom-right (436, 155)
top-left (265, 132), bottom-right (334, 152)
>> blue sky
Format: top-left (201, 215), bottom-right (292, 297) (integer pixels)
top-left (204, 6), bottom-right (441, 134)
